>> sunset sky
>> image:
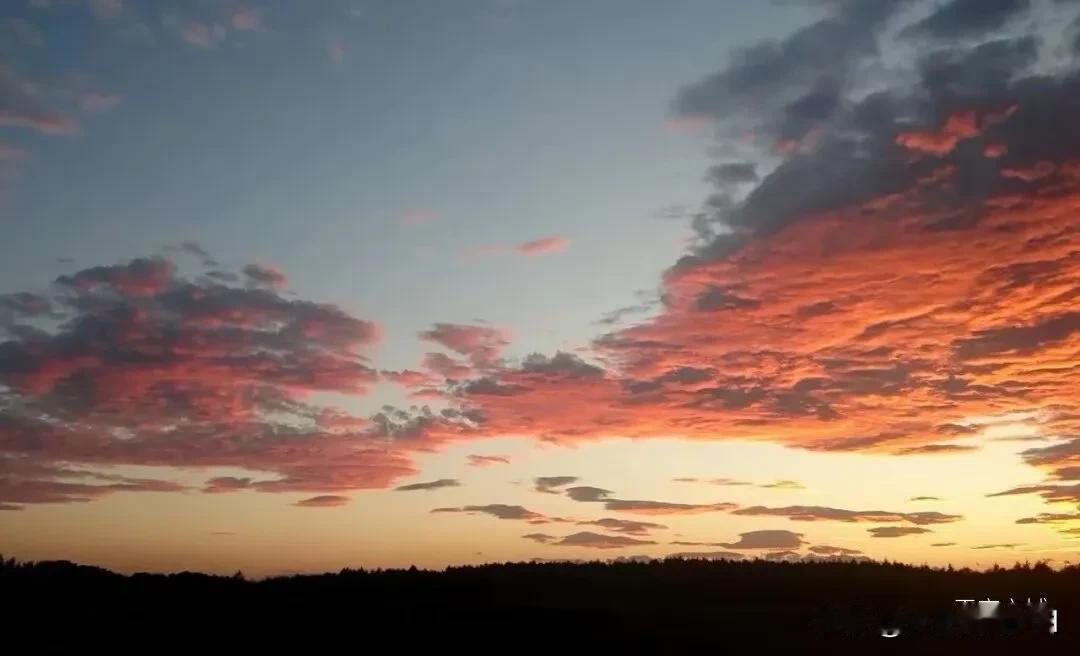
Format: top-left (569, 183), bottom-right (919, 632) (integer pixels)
top-left (2, 0), bottom-right (1080, 577)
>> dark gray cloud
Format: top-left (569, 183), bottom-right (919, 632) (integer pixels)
top-left (0, 474), bottom-right (185, 506)
top-left (576, 518), bottom-right (667, 535)
top-left (956, 313), bottom-right (1080, 360)
top-left (431, 504), bottom-right (544, 521)
top-left (903, 0), bottom-right (1031, 40)
top-left (706, 162), bottom-right (759, 186)
top-left (675, 16), bottom-right (877, 123)
top-left (695, 286), bottom-right (761, 312)
top-left (565, 486), bottom-right (613, 502)
top-left (550, 531), bottom-right (657, 549)
top-left (808, 545), bottom-right (863, 555)
top-left (918, 36), bottom-right (1039, 98)
top-left (394, 478), bottom-right (460, 492)
top-left (520, 352), bottom-right (604, 379)
top-left (721, 529), bottom-right (807, 549)
top-left (666, 550), bottom-right (745, 561)
top-left (522, 532), bottom-right (554, 544)
top-left (563, 484), bottom-right (736, 515)
top-left (666, 0), bottom-right (1080, 267)
top-left (242, 263), bottom-right (287, 289)
top-left (732, 505), bottom-right (961, 524)
top-left (534, 476), bottom-right (578, 493)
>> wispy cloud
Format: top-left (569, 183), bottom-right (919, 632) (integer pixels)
top-left (401, 209), bottom-right (438, 226)
top-left (395, 479), bottom-right (460, 492)
top-left (466, 455), bottom-right (510, 467)
top-left (295, 495), bottom-right (350, 508)
top-left (460, 235), bottom-right (570, 261)
top-left (326, 36), bottom-right (344, 67)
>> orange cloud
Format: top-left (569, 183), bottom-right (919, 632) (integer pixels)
top-left (415, 157), bottom-right (1079, 466)
top-left (0, 257), bottom-right (409, 509)
top-left (895, 110), bottom-right (982, 157)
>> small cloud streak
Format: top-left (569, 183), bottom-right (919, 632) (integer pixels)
top-left (466, 454), bottom-right (510, 467)
top-left (460, 235), bottom-right (570, 261)
top-left (326, 36), bottom-right (344, 67)
top-left (231, 6), bottom-right (263, 31)
top-left (395, 479), bottom-right (460, 492)
top-left (517, 236), bottom-right (569, 256)
top-left (181, 22), bottom-right (220, 49)
top-left (868, 527), bottom-right (932, 538)
top-left (80, 91), bottom-right (121, 113)
top-left (401, 210), bottom-right (438, 226)
top-left (550, 531), bottom-right (656, 549)
top-left (760, 480), bottom-right (805, 490)
top-left (432, 504), bottom-right (543, 521)
top-left (295, 495), bottom-right (350, 508)
top-left (576, 518), bottom-right (667, 535)
top-left (732, 505), bottom-right (961, 525)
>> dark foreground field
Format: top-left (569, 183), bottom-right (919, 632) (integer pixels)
top-left (2, 556), bottom-right (1076, 649)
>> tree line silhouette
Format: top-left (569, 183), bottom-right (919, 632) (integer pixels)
top-left (2, 555), bottom-right (1076, 646)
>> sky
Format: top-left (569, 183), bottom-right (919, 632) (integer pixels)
top-left (1, 0), bottom-right (1079, 577)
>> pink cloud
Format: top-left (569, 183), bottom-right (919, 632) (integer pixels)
top-left (1001, 161), bottom-right (1056, 182)
top-left (517, 236), bottom-right (569, 256)
top-left (56, 256), bottom-right (173, 295)
top-left (89, 0), bottom-right (123, 20)
top-left (181, 22), bottom-right (222, 49)
top-left (467, 454), bottom-right (511, 467)
top-left (422, 352), bottom-right (473, 379)
top-left (460, 236), bottom-right (570, 261)
top-left (381, 369), bottom-right (440, 388)
top-left (231, 6), bottom-right (263, 31)
top-left (0, 255), bottom-right (409, 509)
top-left (401, 209), bottom-right (438, 226)
top-left (0, 143), bottom-right (25, 160)
top-left (420, 323), bottom-right (509, 368)
top-left (326, 36), bottom-right (344, 67)
top-left (664, 114), bottom-right (713, 135)
top-left (0, 109), bottom-right (79, 135)
top-left (80, 91), bottom-right (121, 113)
